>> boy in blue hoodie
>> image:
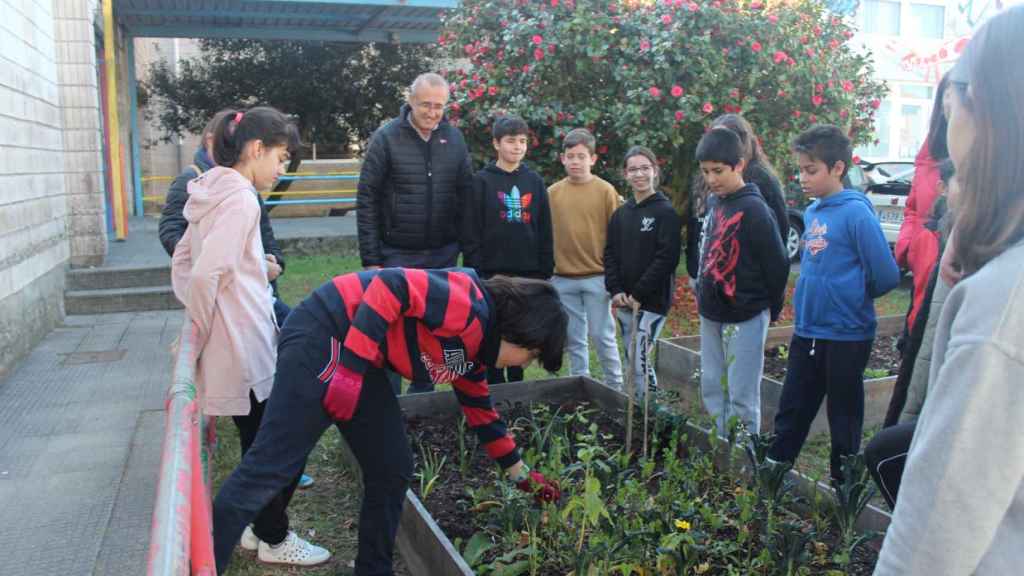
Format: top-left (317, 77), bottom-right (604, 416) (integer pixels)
top-left (768, 125), bottom-right (900, 483)
top-left (462, 115), bottom-right (554, 384)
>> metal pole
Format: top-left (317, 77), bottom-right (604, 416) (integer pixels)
top-left (127, 36), bottom-right (144, 218)
top-left (624, 302), bottom-right (640, 455)
top-left (102, 0), bottom-right (127, 239)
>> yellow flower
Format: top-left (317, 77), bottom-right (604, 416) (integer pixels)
top-left (674, 519), bottom-right (691, 531)
top-left (695, 562), bottom-right (711, 574)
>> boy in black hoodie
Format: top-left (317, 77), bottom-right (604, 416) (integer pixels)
top-left (696, 128), bottom-right (790, 435)
top-left (463, 115), bottom-right (554, 384)
top-left (605, 146), bottom-right (682, 400)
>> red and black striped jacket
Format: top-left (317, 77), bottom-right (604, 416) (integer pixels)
top-left (307, 267), bottom-right (520, 468)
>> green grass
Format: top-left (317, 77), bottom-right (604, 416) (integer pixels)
top-left (277, 253), bottom-right (363, 306)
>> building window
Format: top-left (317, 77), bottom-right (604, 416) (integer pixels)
top-left (898, 104), bottom-right (926, 158)
top-left (900, 84), bottom-right (935, 100)
top-left (861, 0), bottom-right (901, 35)
top-left (909, 3), bottom-right (945, 39)
top-left (861, 100), bottom-right (892, 158)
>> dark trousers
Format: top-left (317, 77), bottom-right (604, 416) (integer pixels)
top-left (487, 366), bottom-right (524, 385)
top-left (379, 242), bottom-right (459, 394)
top-left (273, 298), bottom-right (291, 330)
top-left (864, 420), bottom-right (914, 510)
top-left (768, 335), bottom-right (872, 482)
top-left (213, 304), bottom-right (413, 576)
top-left (229, 392), bottom-right (303, 545)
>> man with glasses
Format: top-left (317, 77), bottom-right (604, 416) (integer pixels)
top-left (356, 72), bottom-right (475, 393)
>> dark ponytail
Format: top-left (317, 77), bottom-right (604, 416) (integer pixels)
top-left (211, 106), bottom-right (301, 167)
top-left (482, 276), bottom-right (567, 373)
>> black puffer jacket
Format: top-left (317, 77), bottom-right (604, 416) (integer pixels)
top-left (158, 149), bottom-right (285, 273)
top-left (356, 104), bottom-right (474, 267)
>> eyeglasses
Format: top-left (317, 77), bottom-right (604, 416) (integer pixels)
top-left (415, 101), bottom-right (447, 112)
top-left (626, 165), bottom-right (654, 175)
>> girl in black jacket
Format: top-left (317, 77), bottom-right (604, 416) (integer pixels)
top-left (605, 146), bottom-right (683, 399)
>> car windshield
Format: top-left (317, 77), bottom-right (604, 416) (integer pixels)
top-left (870, 163), bottom-right (915, 183)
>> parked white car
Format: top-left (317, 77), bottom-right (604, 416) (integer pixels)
top-left (862, 161), bottom-right (915, 246)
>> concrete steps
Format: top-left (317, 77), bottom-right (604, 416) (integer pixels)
top-left (65, 265), bottom-right (180, 315)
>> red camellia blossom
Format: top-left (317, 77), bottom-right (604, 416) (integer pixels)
top-left (829, 39), bottom-right (840, 49)
top-left (688, 2), bottom-right (699, 11)
top-left (842, 80), bottom-right (854, 92)
top-left (488, 86), bottom-right (498, 96)
top-left (773, 51), bottom-right (788, 64)
top-left (551, 0), bottom-right (559, 6)
top-left (547, 43), bottom-right (556, 54)
top-left (649, 86), bottom-right (662, 98)
top-left (852, 154), bottom-right (861, 164)
top-left (792, 110), bottom-right (802, 118)
top-left (840, 109), bottom-right (849, 119)
top-left (729, 88), bottom-right (740, 98)
top-left (450, 102), bottom-right (461, 112)
top-left (750, 0), bottom-right (763, 8)
top-left (815, 83), bottom-right (824, 93)
top-left (777, 89), bottom-right (787, 97)
top-left (675, 110), bottom-right (685, 121)
top-left (532, 35), bottom-right (543, 45)
top-left (768, 14), bottom-right (778, 24)
top-left (640, 38), bottom-right (651, 51)
top-left (702, 101), bottom-right (714, 114)
top-left (671, 85), bottom-right (684, 97)
top-left (598, 145), bottom-right (609, 154)
top-left (522, 64), bottom-right (531, 73)
top-left (533, 48), bottom-right (545, 61)
top-left (661, 14), bottom-right (672, 25)
top-left (464, 44), bottom-right (475, 55)
top-left (870, 98), bottom-right (881, 109)
top-left (751, 41), bottom-right (763, 52)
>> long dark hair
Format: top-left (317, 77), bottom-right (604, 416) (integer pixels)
top-left (710, 113), bottom-right (779, 181)
top-left (926, 72), bottom-right (951, 160)
top-left (482, 276), bottom-right (567, 373)
top-left (211, 106), bottom-right (300, 167)
top-left (951, 5), bottom-right (1024, 276)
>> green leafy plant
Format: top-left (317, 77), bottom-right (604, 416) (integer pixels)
top-left (414, 440), bottom-right (448, 501)
top-left (830, 453), bottom-right (882, 567)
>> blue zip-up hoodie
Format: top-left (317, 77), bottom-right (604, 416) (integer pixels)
top-left (794, 189), bottom-right (900, 340)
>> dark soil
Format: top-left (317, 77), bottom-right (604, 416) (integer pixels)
top-left (404, 400), bottom-right (879, 576)
top-left (764, 335), bottom-right (902, 382)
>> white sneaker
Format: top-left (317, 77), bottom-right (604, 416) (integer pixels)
top-left (258, 531), bottom-right (331, 566)
top-left (240, 525), bottom-right (259, 551)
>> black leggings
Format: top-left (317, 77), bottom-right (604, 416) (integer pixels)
top-left (863, 420), bottom-right (915, 510)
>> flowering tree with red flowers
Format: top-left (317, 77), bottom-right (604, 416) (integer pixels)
top-left (439, 0), bottom-right (886, 207)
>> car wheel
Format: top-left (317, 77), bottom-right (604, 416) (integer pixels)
top-left (787, 217), bottom-right (804, 262)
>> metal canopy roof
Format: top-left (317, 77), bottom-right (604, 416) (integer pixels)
top-left (115, 0), bottom-right (455, 43)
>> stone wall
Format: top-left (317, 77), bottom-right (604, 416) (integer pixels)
top-left (0, 0), bottom-right (70, 378)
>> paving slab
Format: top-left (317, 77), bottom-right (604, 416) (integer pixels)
top-left (0, 310), bottom-right (183, 576)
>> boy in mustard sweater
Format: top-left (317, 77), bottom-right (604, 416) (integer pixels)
top-left (549, 128), bottom-right (623, 389)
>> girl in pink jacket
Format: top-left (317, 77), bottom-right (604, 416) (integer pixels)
top-left (172, 107), bottom-right (330, 566)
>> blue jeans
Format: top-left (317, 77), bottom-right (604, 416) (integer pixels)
top-left (551, 275), bottom-right (623, 389)
top-left (213, 304), bottom-right (412, 575)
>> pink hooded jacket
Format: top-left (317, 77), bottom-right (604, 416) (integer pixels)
top-left (171, 166), bottom-right (277, 416)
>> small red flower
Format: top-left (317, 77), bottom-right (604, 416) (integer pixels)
top-left (450, 102), bottom-right (460, 112)
top-left (675, 110), bottom-right (685, 121)
top-left (534, 48), bottom-right (545, 61)
top-left (662, 14), bottom-right (673, 25)
top-left (777, 89), bottom-right (787, 97)
top-left (650, 86), bottom-right (662, 98)
top-left (547, 44), bottom-right (556, 54)
top-left (815, 83), bottom-right (824, 93)
top-left (640, 39), bottom-right (651, 51)
top-left (598, 145), bottom-right (609, 154)
top-left (842, 80), bottom-right (854, 93)
top-left (671, 85), bottom-right (684, 97)
top-left (809, 114), bottom-right (818, 122)
top-left (551, 0), bottom-right (559, 6)
top-left (852, 155), bottom-right (861, 164)
top-left (840, 109), bottom-right (849, 119)
top-left (702, 101), bottom-right (714, 114)
top-left (768, 14), bottom-right (778, 24)
top-left (792, 110), bottom-right (802, 118)
top-left (870, 98), bottom-right (881, 109)
top-left (688, 2), bottom-right (699, 11)
top-left (829, 38), bottom-right (840, 49)
top-left (773, 50), bottom-right (788, 64)
top-left (532, 35), bottom-right (543, 45)
top-left (813, 25), bottom-right (823, 36)
top-left (729, 88), bottom-right (740, 98)
top-left (488, 86), bottom-right (498, 96)
top-left (464, 44), bottom-right (475, 55)
top-left (812, 95), bottom-right (823, 107)
top-left (522, 64), bottom-right (531, 73)
top-left (750, 0), bottom-right (763, 8)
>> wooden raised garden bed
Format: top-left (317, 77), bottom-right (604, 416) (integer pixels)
top-left (340, 377), bottom-right (888, 575)
top-left (655, 315), bottom-right (904, 438)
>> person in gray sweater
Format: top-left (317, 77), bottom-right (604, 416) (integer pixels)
top-left (873, 6), bottom-right (1024, 574)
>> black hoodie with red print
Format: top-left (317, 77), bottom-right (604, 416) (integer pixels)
top-left (304, 267), bottom-right (520, 468)
top-left (697, 183), bottom-right (790, 323)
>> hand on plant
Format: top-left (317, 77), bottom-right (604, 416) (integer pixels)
top-left (322, 365), bottom-right (363, 421)
top-left (516, 470), bottom-right (561, 504)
